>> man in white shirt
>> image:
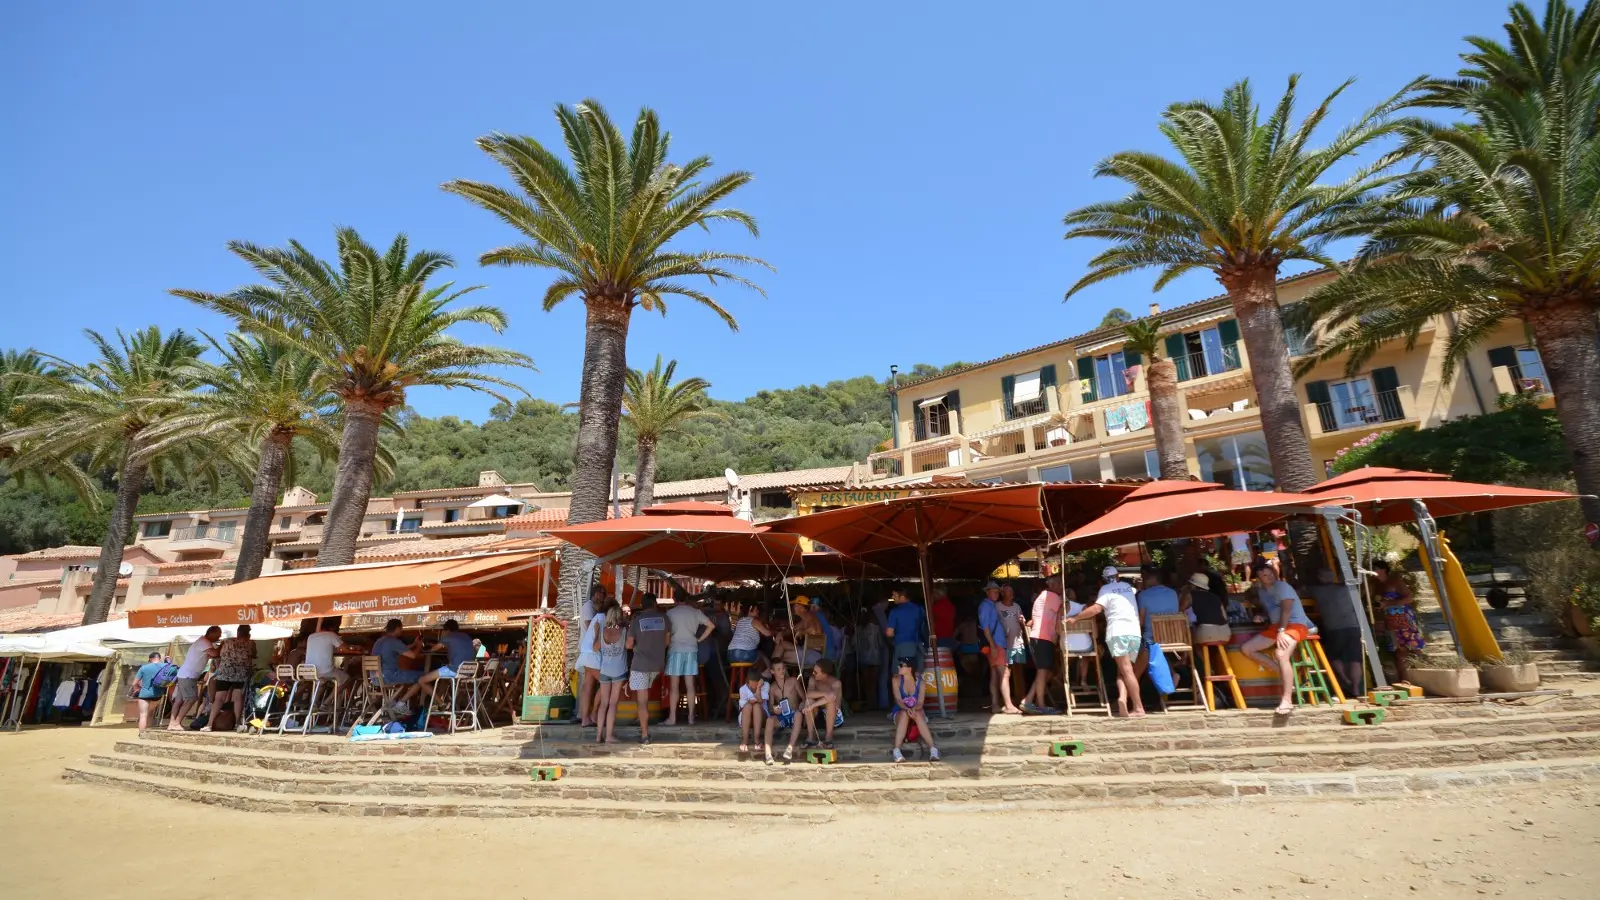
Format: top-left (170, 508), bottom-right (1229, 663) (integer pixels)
top-left (304, 619), bottom-right (351, 686)
top-left (663, 600), bottom-right (714, 725)
top-left (1065, 567), bottom-right (1146, 718)
top-left (167, 626), bottom-right (220, 731)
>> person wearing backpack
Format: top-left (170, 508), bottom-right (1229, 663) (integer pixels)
top-left (132, 651), bottom-right (171, 730)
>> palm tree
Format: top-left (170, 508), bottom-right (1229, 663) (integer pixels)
top-left (148, 335), bottom-right (393, 583)
top-left (1299, 0), bottom-right (1600, 537)
top-left (0, 349), bottom-right (97, 504)
top-left (623, 355), bottom-right (717, 512)
top-left (1121, 319), bottom-right (1187, 480)
top-left (4, 328), bottom-right (213, 624)
top-left (442, 100), bottom-right (769, 624)
top-left (1062, 76), bottom-right (1415, 495)
top-left (172, 228), bottom-right (534, 567)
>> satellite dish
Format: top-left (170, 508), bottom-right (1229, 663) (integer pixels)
top-left (724, 468), bottom-right (740, 487)
top-left (118, 562), bottom-right (134, 577)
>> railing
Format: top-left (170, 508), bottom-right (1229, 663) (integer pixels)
top-left (170, 525), bottom-right (237, 544)
top-left (1311, 388), bottom-right (1406, 433)
top-left (1176, 344), bottom-right (1242, 381)
top-left (1006, 395), bottom-right (1049, 419)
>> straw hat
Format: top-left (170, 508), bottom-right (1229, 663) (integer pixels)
top-left (1189, 572), bottom-right (1210, 590)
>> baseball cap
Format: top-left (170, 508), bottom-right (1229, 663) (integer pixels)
top-left (1102, 565), bottom-right (1120, 581)
top-left (791, 595), bottom-right (811, 607)
top-left (984, 580), bottom-right (1000, 591)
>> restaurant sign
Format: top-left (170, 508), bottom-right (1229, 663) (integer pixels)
top-left (343, 610), bottom-right (526, 630)
top-left (793, 485), bottom-right (976, 509)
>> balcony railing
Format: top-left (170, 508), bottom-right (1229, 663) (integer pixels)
top-left (1310, 388), bottom-right (1407, 433)
top-left (170, 525), bottom-right (237, 544)
top-left (1006, 395), bottom-right (1050, 419)
top-left (1176, 344), bottom-right (1242, 382)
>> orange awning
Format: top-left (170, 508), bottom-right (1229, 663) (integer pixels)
top-left (1306, 466), bottom-right (1578, 526)
top-left (1054, 481), bottom-right (1335, 551)
top-left (546, 502), bottom-right (804, 581)
top-left (128, 550), bottom-right (554, 628)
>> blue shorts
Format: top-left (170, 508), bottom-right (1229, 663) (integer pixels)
top-left (382, 670), bottom-right (421, 686)
top-left (1007, 647), bottom-right (1028, 664)
top-left (437, 666), bottom-right (458, 679)
top-left (728, 648), bottom-right (759, 664)
top-left (665, 651), bottom-right (699, 677)
top-left (892, 642), bottom-right (923, 666)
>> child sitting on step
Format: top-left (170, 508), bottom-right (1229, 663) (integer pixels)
top-left (737, 667), bottom-right (766, 756)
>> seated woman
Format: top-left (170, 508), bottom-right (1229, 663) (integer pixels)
top-left (726, 603), bottom-right (772, 666)
top-left (1238, 564), bottom-right (1312, 715)
top-left (890, 657), bottom-right (940, 763)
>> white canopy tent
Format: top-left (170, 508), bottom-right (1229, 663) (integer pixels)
top-left (37, 619), bottom-right (295, 650)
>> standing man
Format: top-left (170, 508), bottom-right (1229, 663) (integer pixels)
top-left (1022, 575), bottom-right (1064, 715)
top-left (626, 593), bottom-right (669, 744)
top-left (977, 581), bottom-right (1019, 714)
top-left (883, 587), bottom-right (926, 675)
top-left (664, 598), bottom-right (714, 725)
top-left (167, 625), bottom-right (220, 731)
top-left (1066, 567), bottom-right (1145, 718)
top-left (132, 651), bottom-right (168, 731)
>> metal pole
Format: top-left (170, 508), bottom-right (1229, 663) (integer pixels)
top-left (909, 507), bottom-right (949, 719)
top-left (1411, 500), bottom-right (1463, 657)
top-left (1320, 509), bottom-right (1388, 690)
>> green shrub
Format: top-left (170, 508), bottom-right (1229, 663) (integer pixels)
top-left (1492, 477), bottom-right (1600, 633)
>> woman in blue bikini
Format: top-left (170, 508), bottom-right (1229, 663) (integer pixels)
top-left (890, 657), bottom-right (940, 763)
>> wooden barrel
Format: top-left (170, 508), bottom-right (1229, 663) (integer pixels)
top-left (921, 647), bottom-right (959, 711)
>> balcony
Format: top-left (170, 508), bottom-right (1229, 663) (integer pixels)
top-left (1304, 386), bottom-right (1415, 437)
top-left (868, 431), bottom-right (970, 478)
top-left (167, 524), bottom-right (237, 551)
top-left (1175, 344), bottom-right (1243, 382)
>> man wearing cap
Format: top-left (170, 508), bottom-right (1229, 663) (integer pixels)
top-left (883, 587), bottom-right (926, 676)
top-left (1066, 567), bottom-right (1146, 718)
top-left (977, 581), bottom-right (1020, 714)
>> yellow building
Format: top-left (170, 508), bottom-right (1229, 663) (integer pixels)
top-left (867, 269), bottom-right (1551, 487)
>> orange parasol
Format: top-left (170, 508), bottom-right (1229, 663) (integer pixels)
top-left (544, 501), bottom-right (804, 582)
top-left (1304, 467), bottom-right (1578, 526)
top-left (1053, 480), bottom-right (1335, 551)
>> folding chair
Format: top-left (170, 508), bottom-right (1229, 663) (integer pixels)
top-left (1148, 614), bottom-right (1205, 711)
top-left (1061, 619), bottom-right (1108, 715)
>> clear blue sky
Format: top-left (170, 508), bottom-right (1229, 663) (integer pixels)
top-left (2, 1), bottom-right (1511, 421)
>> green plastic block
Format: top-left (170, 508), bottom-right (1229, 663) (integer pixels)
top-left (1342, 708), bottom-right (1386, 726)
top-left (1049, 740), bottom-right (1086, 758)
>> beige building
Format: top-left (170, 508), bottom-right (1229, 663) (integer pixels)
top-left (867, 269), bottom-right (1549, 487)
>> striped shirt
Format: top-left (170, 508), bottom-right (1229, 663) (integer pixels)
top-left (729, 617), bottom-right (761, 652)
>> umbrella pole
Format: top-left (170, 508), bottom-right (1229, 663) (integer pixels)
top-left (917, 542), bottom-right (950, 720)
top-left (1321, 509), bottom-right (1388, 690)
top-left (1410, 500), bottom-right (1463, 658)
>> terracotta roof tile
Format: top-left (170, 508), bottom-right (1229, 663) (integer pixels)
top-left (13, 545), bottom-right (102, 562)
top-left (615, 465), bottom-right (855, 501)
top-left (0, 608), bottom-right (124, 634)
top-left (282, 534), bottom-right (511, 569)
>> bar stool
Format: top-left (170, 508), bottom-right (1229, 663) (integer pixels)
top-left (1198, 639), bottom-right (1245, 711)
top-left (1061, 620), bottom-right (1108, 715)
top-left (1148, 614), bottom-right (1205, 711)
top-left (423, 660), bottom-right (482, 734)
top-left (295, 664), bottom-right (340, 735)
top-left (723, 661), bottom-right (755, 722)
top-left (355, 657), bottom-right (402, 727)
top-left (1293, 635), bottom-right (1338, 707)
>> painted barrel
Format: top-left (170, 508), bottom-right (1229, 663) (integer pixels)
top-left (921, 647), bottom-right (959, 711)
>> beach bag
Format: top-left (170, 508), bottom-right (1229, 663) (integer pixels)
top-left (151, 663), bottom-right (179, 690)
top-left (1145, 642), bottom-right (1175, 695)
top-left (210, 704), bottom-right (236, 733)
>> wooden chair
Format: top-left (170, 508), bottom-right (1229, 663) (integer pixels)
top-left (1147, 614), bottom-right (1205, 711)
top-left (1060, 620), bottom-right (1108, 715)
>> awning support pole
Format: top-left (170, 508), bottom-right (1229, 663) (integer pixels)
top-left (911, 509), bottom-right (949, 720)
top-left (1320, 508), bottom-right (1388, 690)
top-left (1411, 500), bottom-right (1463, 658)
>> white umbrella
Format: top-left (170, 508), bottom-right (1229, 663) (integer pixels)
top-left (468, 494), bottom-right (527, 509)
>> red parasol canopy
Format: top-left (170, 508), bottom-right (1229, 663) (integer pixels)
top-left (1053, 480), bottom-right (1335, 551)
top-left (1304, 467), bottom-right (1578, 527)
top-left (545, 501), bottom-right (803, 581)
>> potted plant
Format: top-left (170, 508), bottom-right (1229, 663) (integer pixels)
top-left (1477, 646), bottom-right (1540, 693)
top-left (1405, 651), bottom-right (1481, 698)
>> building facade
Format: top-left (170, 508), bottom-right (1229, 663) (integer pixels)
top-left (867, 269), bottom-right (1550, 488)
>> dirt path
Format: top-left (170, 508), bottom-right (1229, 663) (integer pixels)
top-left (2, 726), bottom-right (1597, 899)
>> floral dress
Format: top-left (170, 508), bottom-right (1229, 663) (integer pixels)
top-left (1381, 590), bottom-right (1425, 652)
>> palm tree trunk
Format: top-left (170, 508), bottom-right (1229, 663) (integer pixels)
top-left (1525, 303), bottom-right (1600, 542)
top-left (1222, 265), bottom-right (1322, 579)
top-left (82, 447), bottom-right (146, 625)
top-left (319, 399), bottom-right (385, 568)
top-left (558, 297), bottom-right (632, 665)
top-left (233, 428), bottom-right (294, 583)
top-left (632, 436), bottom-right (658, 514)
top-left (1146, 358), bottom-right (1188, 479)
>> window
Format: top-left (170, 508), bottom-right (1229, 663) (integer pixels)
top-left (492, 505), bottom-right (518, 518)
top-left (1040, 461), bottom-right (1099, 483)
top-left (1280, 304), bottom-right (1312, 357)
top-left (758, 491), bottom-right (793, 510)
top-left (279, 516), bottom-right (292, 530)
top-left (444, 508), bottom-right (461, 523)
top-left (399, 515), bottom-right (423, 533)
top-left (1002, 366), bottom-right (1057, 419)
top-left (1305, 368), bottom-right (1404, 432)
top-left (913, 391), bottom-right (959, 440)
top-left (1196, 431), bottom-right (1276, 491)
top-left (1488, 345), bottom-right (1549, 394)
top-left (1166, 320), bottom-right (1242, 381)
top-left (1110, 448), bottom-right (1158, 480)
top-left (143, 521), bottom-right (172, 538)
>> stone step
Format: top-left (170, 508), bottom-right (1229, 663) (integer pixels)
top-left (64, 755), bottom-right (1600, 812)
top-left (84, 730), bottom-right (1600, 798)
top-left (111, 709), bottom-right (1600, 770)
top-left (61, 764), bottom-right (834, 822)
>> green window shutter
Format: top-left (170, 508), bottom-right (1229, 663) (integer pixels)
top-left (1039, 364), bottom-right (1057, 389)
top-left (1076, 357), bottom-right (1096, 404)
top-left (1218, 319), bottom-right (1241, 367)
top-left (1000, 376), bottom-right (1015, 419)
top-left (914, 401), bottom-right (927, 441)
top-left (1123, 349), bottom-right (1141, 367)
top-left (945, 390), bottom-right (960, 416)
top-left (1305, 380), bottom-right (1335, 432)
top-left (1164, 334), bottom-right (1190, 381)
top-left (1370, 367), bottom-right (1402, 421)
